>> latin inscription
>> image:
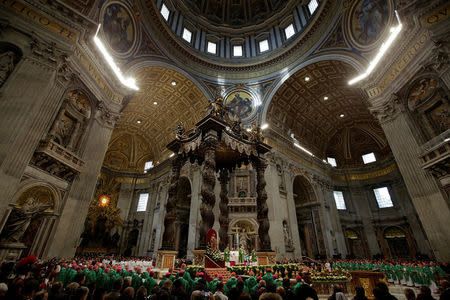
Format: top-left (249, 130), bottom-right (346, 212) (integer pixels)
top-left (1, 0), bottom-right (77, 41)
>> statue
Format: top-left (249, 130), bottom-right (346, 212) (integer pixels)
top-left (0, 197), bottom-right (51, 243)
top-left (282, 220), bottom-right (294, 251)
top-left (176, 122), bottom-right (185, 139)
top-left (239, 228), bottom-right (249, 250)
top-left (209, 234), bottom-right (217, 250)
top-left (0, 51), bottom-right (16, 87)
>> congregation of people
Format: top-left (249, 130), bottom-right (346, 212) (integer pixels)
top-left (0, 255), bottom-right (448, 300)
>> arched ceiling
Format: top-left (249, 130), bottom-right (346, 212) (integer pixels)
top-left (266, 60), bottom-right (390, 166)
top-left (105, 66), bottom-right (208, 171)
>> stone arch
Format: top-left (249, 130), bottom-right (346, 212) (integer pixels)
top-left (124, 60), bottom-right (213, 101)
top-left (383, 226), bottom-right (412, 259)
top-left (292, 174), bottom-right (326, 258)
top-left (11, 180), bottom-right (61, 214)
top-left (261, 54), bottom-right (365, 124)
top-left (292, 174), bottom-right (318, 206)
top-left (0, 41), bottom-right (23, 88)
top-left (1, 182), bottom-right (60, 258)
top-left (229, 217), bottom-right (259, 250)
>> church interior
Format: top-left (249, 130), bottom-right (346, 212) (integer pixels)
top-left (0, 0), bottom-right (449, 279)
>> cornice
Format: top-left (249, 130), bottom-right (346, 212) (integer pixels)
top-left (137, 0), bottom-right (340, 81)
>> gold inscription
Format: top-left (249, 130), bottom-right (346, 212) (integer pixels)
top-left (1, 0), bottom-right (77, 41)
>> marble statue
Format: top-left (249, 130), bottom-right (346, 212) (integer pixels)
top-left (0, 197), bottom-right (51, 243)
top-left (0, 51), bottom-right (16, 87)
top-left (239, 229), bottom-right (249, 250)
top-left (282, 220), bottom-right (294, 251)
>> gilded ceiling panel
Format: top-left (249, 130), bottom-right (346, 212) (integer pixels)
top-left (267, 60), bottom-right (387, 160)
top-left (110, 66), bottom-right (208, 168)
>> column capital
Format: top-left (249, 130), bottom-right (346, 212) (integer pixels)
top-left (96, 101), bottom-right (121, 128)
top-left (369, 94), bottom-right (405, 124)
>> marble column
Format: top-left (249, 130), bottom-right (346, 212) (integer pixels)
top-left (253, 157), bottom-right (271, 251)
top-left (321, 185), bottom-right (347, 257)
top-left (138, 185), bottom-right (158, 256)
top-left (349, 187), bottom-right (381, 256)
top-left (218, 169), bottom-right (229, 250)
top-left (0, 49), bottom-right (69, 224)
top-left (161, 156), bottom-right (184, 250)
top-left (372, 97), bottom-right (450, 261)
top-left (187, 166), bottom-right (201, 258)
top-left (199, 131), bottom-right (218, 249)
top-left (46, 111), bottom-right (117, 258)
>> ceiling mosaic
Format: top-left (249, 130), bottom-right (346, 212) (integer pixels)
top-left (103, 131), bottom-right (153, 172)
top-left (109, 66), bottom-right (208, 167)
top-left (266, 60), bottom-right (389, 162)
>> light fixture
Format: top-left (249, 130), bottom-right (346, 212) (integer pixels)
top-left (323, 96), bottom-right (329, 100)
top-left (153, 101), bottom-right (157, 105)
top-left (339, 114), bottom-right (344, 118)
top-left (349, 11), bottom-right (402, 85)
top-left (169, 153), bottom-right (175, 158)
top-left (93, 25), bottom-right (139, 90)
top-left (261, 123), bottom-right (269, 130)
top-left (246, 128), bottom-right (252, 132)
top-left (137, 120), bottom-right (142, 124)
top-left (294, 143), bottom-right (314, 156)
top-left (305, 76), bottom-right (310, 82)
top-left (171, 81), bottom-right (177, 86)
top-left (98, 194), bottom-right (110, 207)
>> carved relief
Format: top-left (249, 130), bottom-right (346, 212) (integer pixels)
top-left (0, 51), bottom-right (17, 87)
top-left (0, 186), bottom-right (55, 243)
top-left (406, 77), bottom-right (449, 140)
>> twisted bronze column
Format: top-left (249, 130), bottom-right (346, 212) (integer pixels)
top-left (254, 157), bottom-right (272, 251)
top-left (199, 133), bottom-right (218, 249)
top-left (218, 169), bottom-right (229, 250)
top-left (161, 155), bottom-right (184, 250)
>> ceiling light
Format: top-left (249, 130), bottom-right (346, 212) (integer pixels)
top-left (169, 153), bottom-right (174, 158)
top-left (137, 120), bottom-right (142, 124)
top-left (171, 81), bottom-right (177, 86)
top-left (323, 96), bottom-right (328, 100)
top-left (305, 76), bottom-right (310, 82)
top-left (261, 123), bottom-right (269, 130)
top-left (246, 128), bottom-right (252, 132)
top-left (348, 11), bottom-right (402, 85)
top-left (153, 101), bottom-right (157, 105)
top-left (294, 143), bottom-right (314, 156)
top-left (339, 114), bottom-right (345, 118)
top-left (93, 25), bottom-right (139, 91)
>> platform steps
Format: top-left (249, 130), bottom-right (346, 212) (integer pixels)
top-left (204, 267), bottom-right (232, 282)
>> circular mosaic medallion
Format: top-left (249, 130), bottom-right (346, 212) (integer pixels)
top-left (407, 78), bottom-right (438, 111)
top-left (101, 2), bottom-right (136, 55)
top-left (224, 89), bottom-right (258, 122)
top-left (347, 0), bottom-right (393, 49)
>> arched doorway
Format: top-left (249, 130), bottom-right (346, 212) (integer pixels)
top-left (229, 219), bottom-right (258, 251)
top-left (293, 176), bottom-right (325, 259)
top-left (345, 229), bottom-right (364, 258)
top-left (384, 227), bottom-right (411, 259)
top-left (175, 176), bottom-right (191, 258)
top-left (0, 184), bottom-right (57, 258)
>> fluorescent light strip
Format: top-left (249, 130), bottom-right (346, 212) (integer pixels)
top-left (294, 142), bottom-right (314, 157)
top-left (349, 11), bottom-right (402, 85)
top-left (93, 24), bottom-right (139, 90)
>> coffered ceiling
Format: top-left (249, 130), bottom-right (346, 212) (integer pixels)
top-left (105, 66), bottom-right (208, 170)
top-left (266, 60), bottom-right (390, 165)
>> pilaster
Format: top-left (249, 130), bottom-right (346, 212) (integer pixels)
top-left (46, 111), bottom-right (116, 258)
top-left (372, 96), bottom-right (450, 261)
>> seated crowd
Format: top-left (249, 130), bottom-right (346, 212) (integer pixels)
top-left (0, 255), bottom-right (448, 300)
